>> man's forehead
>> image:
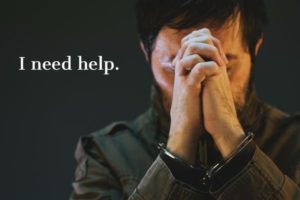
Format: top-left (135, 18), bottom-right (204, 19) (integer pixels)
top-left (169, 14), bottom-right (242, 43)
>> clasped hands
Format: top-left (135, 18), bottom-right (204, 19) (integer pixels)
top-left (167, 28), bottom-right (245, 165)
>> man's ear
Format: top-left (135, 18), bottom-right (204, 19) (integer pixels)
top-left (140, 41), bottom-right (149, 62)
top-left (255, 37), bottom-right (264, 56)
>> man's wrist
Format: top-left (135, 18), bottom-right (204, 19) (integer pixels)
top-left (159, 132), bottom-right (256, 192)
top-left (212, 126), bottom-right (245, 158)
top-left (209, 136), bottom-right (256, 191)
top-left (158, 143), bottom-right (210, 191)
top-left (167, 132), bottom-right (199, 165)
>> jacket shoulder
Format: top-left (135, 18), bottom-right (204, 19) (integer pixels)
top-left (265, 107), bottom-right (300, 147)
top-left (280, 113), bottom-right (300, 182)
top-left (262, 104), bottom-right (300, 137)
top-left (282, 112), bottom-right (300, 148)
top-left (284, 112), bottom-right (300, 125)
top-left (81, 109), bottom-right (156, 179)
top-left (90, 120), bottom-right (134, 138)
top-left (90, 108), bottom-right (155, 139)
top-left (278, 112), bottom-right (300, 133)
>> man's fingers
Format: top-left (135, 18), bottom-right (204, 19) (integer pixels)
top-left (210, 36), bottom-right (228, 64)
top-left (173, 48), bottom-right (184, 72)
top-left (181, 28), bottom-right (228, 65)
top-left (188, 61), bottom-right (220, 85)
top-left (181, 28), bottom-right (211, 43)
top-left (183, 43), bottom-right (225, 66)
top-left (182, 35), bottom-right (214, 49)
top-left (175, 54), bottom-right (204, 75)
top-left (182, 36), bottom-right (226, 64)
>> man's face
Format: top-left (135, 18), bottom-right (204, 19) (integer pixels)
top-left (149, 18), bottom-right (256, 114)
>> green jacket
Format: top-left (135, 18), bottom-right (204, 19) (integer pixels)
top-left (70, 88), bottom-right (300, 199)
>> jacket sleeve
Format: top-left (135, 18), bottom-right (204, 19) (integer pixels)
top-left (128, 156), bottom-right (211, 200)
top-left (210, 145), bottom-right (300, 200)
top-left (70, 136), bottom-right (211, 200)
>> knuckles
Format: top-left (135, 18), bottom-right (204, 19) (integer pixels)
top-left (186, 43), bottom-right (199, 54)
top-left (191, 54), bottom-right (202, 62)
top-left (200, 28), bottom-right (211, 34)
top-left (209, 45), bottom-right (219, 56)
top-left (182, 39), bottom-right (218, 59)
top-left (175, 28), bottom-right (223, 80)
top-left (177, 54), bottom-right (202, 70)
top-left (181, 35), bottom-right (213, 49)
top-left (202, 35), bottom-right (213, 45)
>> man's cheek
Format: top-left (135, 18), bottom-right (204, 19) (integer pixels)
top-left (156, 73), bottom-right (174, 112)
top-left (229, 73), bottom-right (249, 110)
top-left (228, 62), bottom-right (250, 85)
top-left (154, 68), bottom-right (174, 94)
top-left (159, 78), bottom-right (173, 106)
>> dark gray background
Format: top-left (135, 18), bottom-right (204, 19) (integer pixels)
top-left (1, 0), bottom-right (299, 199)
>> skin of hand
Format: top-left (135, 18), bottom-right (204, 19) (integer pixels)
top-left (167, 28), bottom-right (245, 164)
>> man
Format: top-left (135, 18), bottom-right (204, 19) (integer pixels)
top-left (70, 0), bottom-right (300, 199)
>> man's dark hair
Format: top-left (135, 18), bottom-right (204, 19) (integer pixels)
top-left (135, 0), bottom-right (268, 63)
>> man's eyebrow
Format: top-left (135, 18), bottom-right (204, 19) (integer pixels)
top-left (226, 53), bottom-right (239, 60)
